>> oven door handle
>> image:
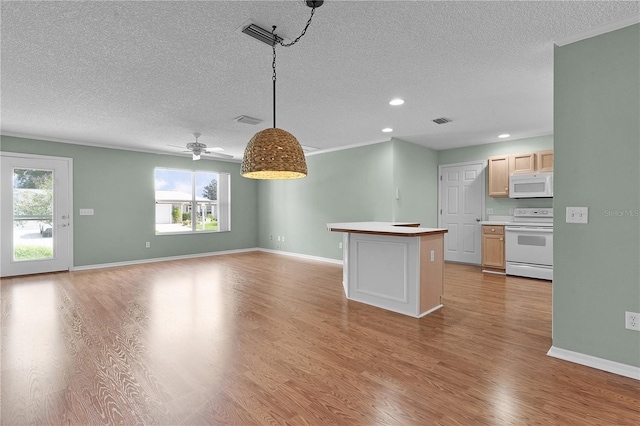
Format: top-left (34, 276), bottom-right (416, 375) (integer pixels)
top-left (505, 227), bottom-right (553, 233)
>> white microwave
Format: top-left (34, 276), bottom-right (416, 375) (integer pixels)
top-left (509, 172), bottom-right (553, 198)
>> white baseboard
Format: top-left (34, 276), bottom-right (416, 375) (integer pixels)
top-left (257, 248), bottom-right (343, 265)
top-left (418, 304), bottom-right (443, 318)
top-left (72, 247), bottom-right (343, 271)
top-left (72, 248), bottom-right (259, 271)
top-left (482, 269), bottom-right (506, 275)
top-left (547, 346), bottom-right (640, 380)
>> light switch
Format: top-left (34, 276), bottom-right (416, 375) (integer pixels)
top-left (79, 208), bottom-right (94, 216)
top-left (566, 207), bottom-right (588, 224)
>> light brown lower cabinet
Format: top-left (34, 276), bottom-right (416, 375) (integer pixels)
top-left (482, 225), bottom-right (505, 272)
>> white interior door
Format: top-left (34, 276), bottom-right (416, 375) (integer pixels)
top-left (439, 161), bottom-right (484, 264)
top-left (1, 153), bottom-right (72, 277)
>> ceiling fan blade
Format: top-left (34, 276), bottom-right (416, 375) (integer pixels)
top-left (168, 143), bottom-right (197, 154)
top-left (203, 151), bottom-right (234, 159)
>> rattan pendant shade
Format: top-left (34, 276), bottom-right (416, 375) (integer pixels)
top-left (241, 128), bottom-right (307, 179)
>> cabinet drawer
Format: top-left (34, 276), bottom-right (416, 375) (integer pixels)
top-left (482, 225), bottom-right (504, 235)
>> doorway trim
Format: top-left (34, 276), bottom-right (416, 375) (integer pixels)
top-left (1, 151), bottom-right (74, 274)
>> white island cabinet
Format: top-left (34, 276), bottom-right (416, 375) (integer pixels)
top-left (327, 222), bottom-right (448, 318)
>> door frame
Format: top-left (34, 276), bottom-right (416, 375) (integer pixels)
top-left (1, 152), bottom-right (74, 275)
top-left (437, 160), bottom-right (486, 263)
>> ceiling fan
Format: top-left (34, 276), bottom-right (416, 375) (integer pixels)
top-left (170, 133), bottom-right (233, 160)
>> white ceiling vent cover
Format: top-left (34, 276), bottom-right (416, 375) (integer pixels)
top-left (234, 115), bottom-right (263, 125)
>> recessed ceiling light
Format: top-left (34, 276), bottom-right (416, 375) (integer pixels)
top-left (382, 128), bottom-right (393, 133)
top-left (498, 134), bottom-right (510, 139)
top-left (389, 99), bottom-right (404, 106)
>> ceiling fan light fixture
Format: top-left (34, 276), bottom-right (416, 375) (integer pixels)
top-left (192, 152), bottom-right (201, 161)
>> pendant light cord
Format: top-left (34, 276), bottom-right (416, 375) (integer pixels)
top-left (271, 27), bottom-right (277, 128)
top-left (270, 3), bottom-right (319, 129)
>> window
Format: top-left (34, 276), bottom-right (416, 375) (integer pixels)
top-left (155, 168), bottom-right (230, 234)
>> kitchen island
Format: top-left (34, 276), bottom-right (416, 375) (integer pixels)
top-left (327, 222), bottom-right (448, 318)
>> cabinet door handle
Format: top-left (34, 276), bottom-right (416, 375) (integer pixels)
top-left (500, 237), bottom-right (503, 241)
top-left (491, 228), bottom-right (495, 232)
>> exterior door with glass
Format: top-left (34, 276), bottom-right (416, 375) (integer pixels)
top-left (1, 154), bottom-right (72, 277)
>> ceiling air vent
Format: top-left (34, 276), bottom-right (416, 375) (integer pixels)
top-left (241, 23), bottom-right (283, 46)
top-left (432, 117), bottom-right (452, 125)
top-left (234, 115), bottom-right (263, 125)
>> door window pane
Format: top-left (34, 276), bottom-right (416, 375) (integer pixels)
top-left (13, 168), bottom-right (54, 261)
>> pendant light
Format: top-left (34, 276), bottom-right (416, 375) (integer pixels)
top-left (241, 1), bottom-right (323, 180)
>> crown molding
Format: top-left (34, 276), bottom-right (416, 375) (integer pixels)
top-left (555, 14), bottom-right (639, 47)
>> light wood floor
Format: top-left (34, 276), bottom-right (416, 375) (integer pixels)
top-left (1, 252), bottom-right (639, 425)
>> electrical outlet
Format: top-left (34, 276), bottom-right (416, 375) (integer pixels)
top-left (145, 242), bottom-right (150, 248)
top-left (487, 208), bottom-right (494, 215)
top-left (338, 242), bottom-right (343, 249)
top-left (282, 236), bottom-right (285, 242)
top-left (625, 311), bottom-right (640, 331)
top-left (277, 236), bottom-right (281, 241)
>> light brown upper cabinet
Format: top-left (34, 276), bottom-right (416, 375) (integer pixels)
top-left (487, 155), bottom-right (510, 197)
top-left (509, 152), bottom-right (536, 174)
top-left (536, 150), bottom-right (554, 172)
top-left (487, 150), bottom-right (554, 197)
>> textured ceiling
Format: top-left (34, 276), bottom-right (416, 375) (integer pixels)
top-left (2, 1), bottom-right (639, 161)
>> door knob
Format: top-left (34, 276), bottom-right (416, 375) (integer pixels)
top-left (476, 218), bottom-right (481, 222)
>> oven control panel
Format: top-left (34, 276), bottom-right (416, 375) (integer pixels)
top-left (513, 208), bottom-right (553, 218)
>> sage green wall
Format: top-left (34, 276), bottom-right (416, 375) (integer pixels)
top-left (554, 25), bottom-right (639, 367)
top-left (257, 139), bottom-right (439, 260)
top-left (258, 141), bottom-right (394, 260)
top-left (1, 136), bottom-right (258, 266)
top-left (391, 139), bottom-right (439, 226)
top-left (438, 135), bottom-right (554, 216)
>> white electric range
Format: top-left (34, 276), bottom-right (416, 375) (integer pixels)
top-left (505, 208), bottom-right (553, 281)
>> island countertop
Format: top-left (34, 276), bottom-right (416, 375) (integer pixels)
top-left (327, 221), bottom-right (448, 237)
